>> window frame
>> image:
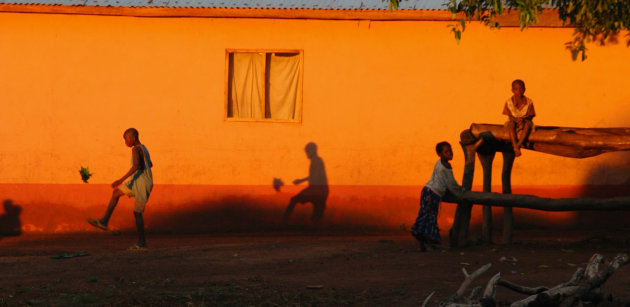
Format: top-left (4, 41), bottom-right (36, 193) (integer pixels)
top-left (224, 49), bottom-right (304, 123)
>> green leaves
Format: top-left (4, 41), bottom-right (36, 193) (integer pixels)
top-left (516, 0), bottom-right (543, 30)
top-left (449, 24), bottom-right (463, 44)
top-left (389, 0), bottom-right (630, 61)
top-left (79, 166), bottom-right (92, 183)
top-left (555, 0), bottom-right (630, 60)
top-left (384, 0), bottom-right (405, 10)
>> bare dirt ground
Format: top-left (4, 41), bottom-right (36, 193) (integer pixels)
top-left (1, 229), bottom-right (630, 306)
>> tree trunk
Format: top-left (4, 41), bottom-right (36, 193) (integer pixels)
top-left (501, 151), bottom-right (515, 244)
top-left (449, 130), bottom-right (479, 248)
top-left (478, 152), bottom-right (495, 244)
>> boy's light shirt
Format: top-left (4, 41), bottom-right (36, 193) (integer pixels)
top-left (506, 97), bottom-right (534, 118)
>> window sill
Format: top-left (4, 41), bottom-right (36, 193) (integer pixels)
top-left (225, 118), bottom-right (302, 124)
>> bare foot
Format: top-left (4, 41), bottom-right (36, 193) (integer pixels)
top-left (418, 243), bottom-right (427, 252)
top-left (425, 244), bottom-right (440, 252)
top-left (87, 218), bottom-right (108, 231)
top-left (514, 146), bottom-right (522, 157)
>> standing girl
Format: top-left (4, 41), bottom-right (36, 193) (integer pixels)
top-left (411, 142), bottom-right (464, 251)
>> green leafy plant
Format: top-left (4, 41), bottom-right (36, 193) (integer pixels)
top-left (79, 166), bottom-right (92, 183)
top-left (387, 0), bottom-right (630, 60)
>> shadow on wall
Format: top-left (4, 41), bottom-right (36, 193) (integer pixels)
top-left (576, 151), bottom-right (630, 229)
top-left (282, 142), bottom-right (329, 224)
top-left (117, 142), bottom-right (332, 233)
top-left (0, 199), bottom-right (22, 238)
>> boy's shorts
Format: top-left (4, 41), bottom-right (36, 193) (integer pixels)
top-left (505, 119), bottom-right (535, 134)
top-left (118, 185), bottom-right (147, 214)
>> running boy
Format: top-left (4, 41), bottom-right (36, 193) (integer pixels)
top-left (411, 142), bottom-right (464, 252)
top-left (88, 128), bottom-right (153, 250)
top-left (503, 79), bottom-right (536, 157)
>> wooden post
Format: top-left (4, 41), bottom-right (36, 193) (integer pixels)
top-left (478, 152), bottom-right (495, 244)
top-left (501, 150), bottom-right (515, 244)
top-left (449, 129), bottom-right (478, 248)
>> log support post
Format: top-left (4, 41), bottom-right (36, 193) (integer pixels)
top-left (477, 130), bottom-right (516, 245)
top-left (478, 152), bottom-right (495, 244)
top-left (501, 150), bottom-right (515, 244)
top-left (450, 128), bottom-right (517, 247)
top-left (450, 129), bottom-right (478, 248)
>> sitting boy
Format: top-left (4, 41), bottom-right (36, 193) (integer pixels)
top-left (503, 79), bottom-right (536, 157)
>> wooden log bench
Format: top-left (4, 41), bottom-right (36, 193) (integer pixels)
top-left (448, 123), bottom-right (630, 248)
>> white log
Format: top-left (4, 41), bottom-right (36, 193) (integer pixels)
top-left (552, 267), bottom-right (585, 290)
top-left (438, 254), bottom-right (627, 307)
top-left (482, 273), bottom-right (501, 299)
top-left (559, 253), bottom-right (629, 307)
top-left (510, 286), bottom-right (579, 307)
top-left (584, 254), bottom-right (604, 279)
top-left (497, 279), bottom-right (547, 295)
top-left (445, 263), bottom-right (492, 304)
top-left (467, 286), bottom-right (482, 303)
top-left (510, 268), bottom-right (585, 307)
top-left (421, 291), bottom-right (435, 307)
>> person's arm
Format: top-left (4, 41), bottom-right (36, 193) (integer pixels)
top-left (111, 146), bottom-right (142, 188)
top-left (523, 102), bottom-right (536, 121)
top-left (294, 160), bottom-right (318, 185)
top-left (293, 177), bottom-right (309, 185)
top-left (443, 168), bottom-right (465, 196)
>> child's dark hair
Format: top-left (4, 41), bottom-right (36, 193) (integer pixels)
top-left (512, 79), bottom-right (525, 88)
top-left (124, 128), bottom-right (139, 139)
top-left (435, 141), bottom-right (451, 155)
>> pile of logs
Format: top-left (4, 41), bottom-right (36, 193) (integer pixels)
top-left (423, 253), bottom-right (629, 307)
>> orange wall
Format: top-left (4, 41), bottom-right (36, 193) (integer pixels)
top-left (0, 12), bottom-right (629, 233)
top-left (1, 184), bottom-right (628, 235)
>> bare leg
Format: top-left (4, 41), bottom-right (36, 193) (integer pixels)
top-left (283, 197), bottom-right (298, 221)
top-left (134, 212), bottom-right (146, 247)
top-left (100, 189), bottom-right (125, 226)
top-left (311, 200), bottom-right (326, 224)
top-left (515, 120), bottom-right (533, 152)
top-left (506, 121), bottom-right (521, 157)
top-left (419, 237), bottom-right (427, 252)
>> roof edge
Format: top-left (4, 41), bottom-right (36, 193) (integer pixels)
top-left (0, 4), bottom-right (566, 27)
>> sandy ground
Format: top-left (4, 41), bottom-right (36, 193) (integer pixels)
top-left (1, 229), bottom-right (630, 306)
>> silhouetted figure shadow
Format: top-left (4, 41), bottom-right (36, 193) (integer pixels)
top-left (0, 199), bottom-right (22, 237)
top-left (283, 142), bottom-right (329, 224)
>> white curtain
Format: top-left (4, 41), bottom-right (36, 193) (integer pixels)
top-left (229, 53), bottom-right (264, 119)
top-left (268, 53), bottom-right (301, 120)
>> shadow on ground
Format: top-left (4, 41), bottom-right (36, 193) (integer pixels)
top-left (0, 199), bottom-right (22, 238)
top-left (147, 195), bottom-right (398, 235)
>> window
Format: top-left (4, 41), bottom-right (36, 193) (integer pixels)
top-left (226, 50), bottom-right (303, 122)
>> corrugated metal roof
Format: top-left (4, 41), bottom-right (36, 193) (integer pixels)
top-left (0, 0), bottom-right (450, 10)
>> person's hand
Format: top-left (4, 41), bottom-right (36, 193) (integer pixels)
top-left (111, 179), bottom-right (124, 188)
top-left (515, 117), bottom-right (523, 125)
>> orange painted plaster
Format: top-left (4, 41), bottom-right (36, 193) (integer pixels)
top-left (0, 12), bottom-right (628, 233)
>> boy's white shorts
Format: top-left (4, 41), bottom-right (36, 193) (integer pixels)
top-left (118, 185), bottom-right (147, 213)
